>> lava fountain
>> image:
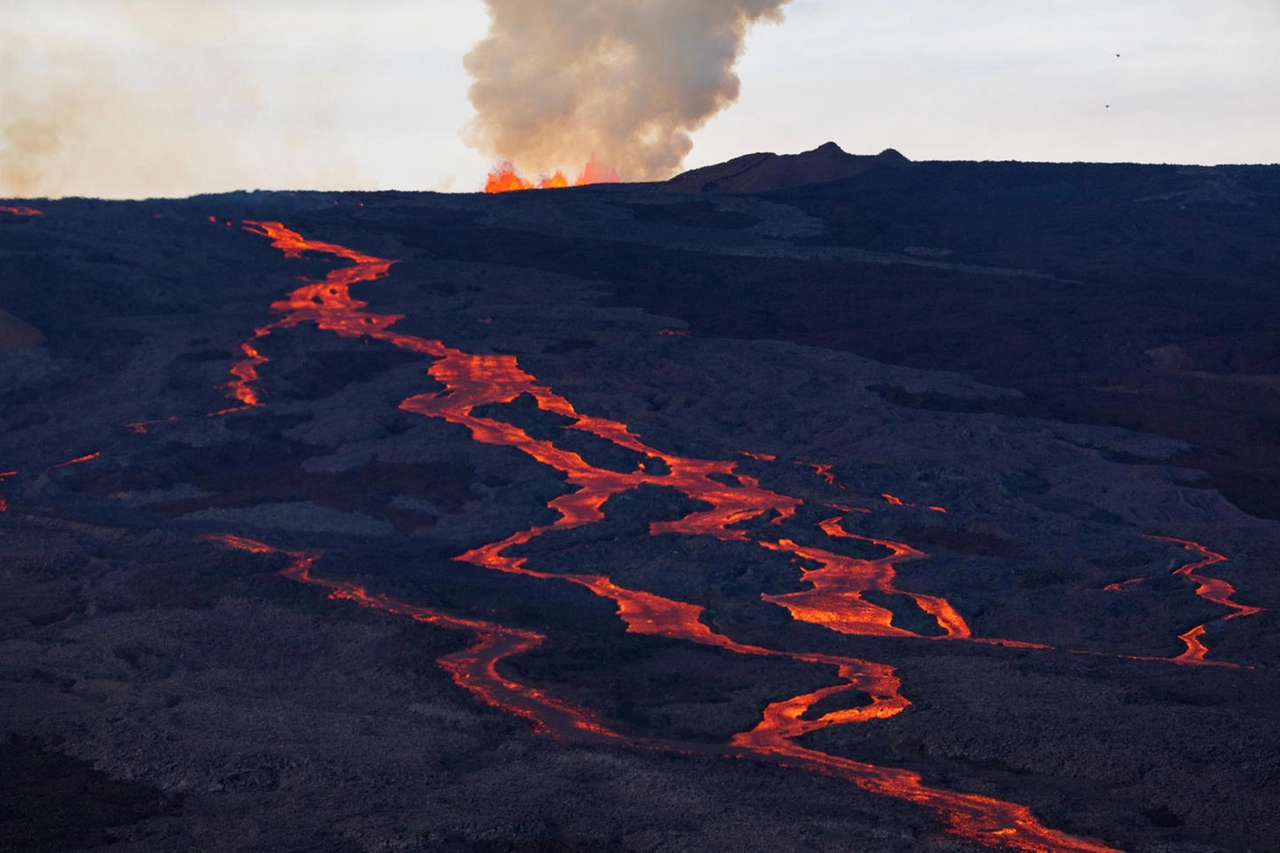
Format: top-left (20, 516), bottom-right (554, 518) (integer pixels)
top-left (484, 160), bottom-right (621, 193)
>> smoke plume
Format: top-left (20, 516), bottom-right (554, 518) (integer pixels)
top-left (464, 0), bottom-right (792, 181)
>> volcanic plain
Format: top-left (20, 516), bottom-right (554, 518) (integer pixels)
top-left (2, 147), bottom-right (1279, 852)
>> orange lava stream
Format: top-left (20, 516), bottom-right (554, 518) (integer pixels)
top-left (203, 534), bottom-right (615, 740)
top-left (218, 221), bottom-right (1125, 852)
top-left (762, 517), bottom-right (979, 642)
top-left (882, 492), bottom-right (947, 513)
top-left (1, 453), bottom-right (99, 513)
top-left (1152, 536), bottom-right (1263, 666)
top-left (1101, 537), bottom-right (1263, 666)
top-left (1103, 578), bottom-right (1146, 592)
top-left (51, 451), bottom-right (101, 468)
top-left (0, 205), bottom-right (42, 216)
top-left (811, 463), bottom-right (837, 485)
top-left (207, 532), bottom-right (1118, 853)
top-left (484, 161), bottom-right (621, 193)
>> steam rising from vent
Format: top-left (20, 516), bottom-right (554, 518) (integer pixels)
top-left (464, 0), bottom-right (793, 182)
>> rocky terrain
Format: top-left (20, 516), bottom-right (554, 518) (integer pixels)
top-left (1, 152), bottom-right (1278, 853)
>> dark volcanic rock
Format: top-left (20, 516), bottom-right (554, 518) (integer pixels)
top-left (2, 163), bottom-right (1279, 853)
top-left (0, 736), bottom-right (180, 852)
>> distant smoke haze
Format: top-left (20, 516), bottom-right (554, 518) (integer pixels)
top-left (0, 0), bottom-right (366, 199)
top-left (464, 0), bottom-right (792, 181)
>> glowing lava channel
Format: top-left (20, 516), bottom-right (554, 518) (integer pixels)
top-left (0, 205), bottom-right (42, 216)
top-left (1131, 536), bottom-right (1262, 666)
top-left (203, 534), bottom-right (614, 740)
top-left (1, 452), bottom-right (102, 513)
top-left (215, 221), bottom-right (1127, 852)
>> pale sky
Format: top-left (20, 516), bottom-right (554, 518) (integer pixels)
top-left (3, 0), bottom-right (1277, 198)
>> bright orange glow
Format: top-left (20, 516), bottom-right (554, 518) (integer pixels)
top-left (214, 221), bottom-right (1125, 852)
top-left (210, 221), bottom-right (402, 413)
top-left (1103, 537), bottom-right (1263, 666)
top-left (810, 463), bottom-right (837, 485)
top-left (760, 518), bottom-right (972, 640)
top-left (483, 160), bottom-right (622, 193)
top-left (483, 163), bottom-right (534, 193)
top-left (1103, 577), bottom-right (1146, 592)
top-left (203, 533), bottom-right (616, 739)
top-left (879, 493), bottom-right (947, 513)
top-left (1152, 536), bottom-right (1263, 665)
top-left (1, 205), bottom-right (42, 216)
top-left (52, 451), bottom-right (100, 468)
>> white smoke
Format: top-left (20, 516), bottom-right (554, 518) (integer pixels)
top-left (464, 0), bottom-right (793, 181)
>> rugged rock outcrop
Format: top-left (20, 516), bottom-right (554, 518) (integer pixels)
top-left (665, 142), bottom-right (909, 193)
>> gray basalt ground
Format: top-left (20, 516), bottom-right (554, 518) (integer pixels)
top-left (1, 174), bottom-right (1278, 852)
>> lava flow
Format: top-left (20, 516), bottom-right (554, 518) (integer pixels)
top-left (207, 532), bottom-right (1118, 853)
top-left (759, 517), bottom-right (971, 640)
top-left (0, 205), bottom-right (42, 216)
top-left (883, 492), bottom-right (947, 513)
top-left (1149, 536), bottom-right (1262, 666)
top-left (0, 470), bottom-right (15, 512)
top-left (484, 161), bottom-right (621, 193)
top-left (203, 533), bottom-right (616, 741)
top-left (211, 220), bottom-right (1128, 852)
top-left (51, 451), bottom-right (101, 468)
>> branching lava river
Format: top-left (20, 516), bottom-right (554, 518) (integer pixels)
top-left (190, 220), bottom-right (1261, 852)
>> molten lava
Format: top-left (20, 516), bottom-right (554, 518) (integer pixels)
top-left (203, 533), bottom-right (615, 740)
top-left (881, 492), bottom-right (947, 513)
top-left (1153, 536), bottom-right (1262, 665)
top-left (483, 161), bottom-right (621, 193)
top-left (1101, 536), bottom-right (1263, 666)
top-left (810, 463), bottom-right (837, 485)
top-left (206, 220), bottom-right (1130, 852)
top-left (0, 205), bottom-right (42, 216)
top-left (52, 451), bottom-right (100, 468)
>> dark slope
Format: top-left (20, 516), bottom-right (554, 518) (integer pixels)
top-left (400, 159), bottom-right (1280, 519)
top-left (2, 161), bottom-right (1279, 853)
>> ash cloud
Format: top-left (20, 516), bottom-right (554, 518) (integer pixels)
top-left (464, 0), bottom-right (792, 181)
